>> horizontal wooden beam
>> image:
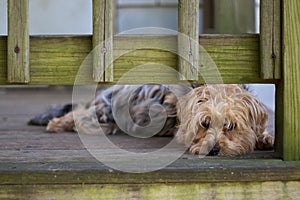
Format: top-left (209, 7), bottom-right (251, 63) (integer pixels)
top-left (1, 181), bottom-right (300, 199)
top-left (1, 159), bottom-right (300, 185)
top-left (0, 34), bottom-right (277, 85)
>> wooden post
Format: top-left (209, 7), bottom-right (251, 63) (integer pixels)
top-left (93, 0), bottom-right (114, 82)
top-left (178, 0), bottom-right (199, 81)
top-left (260, 0), bottom-right (281, 79)
top-left (7, 0), bottom-right (30, 83)
top-left (282, 0), bottom-right (300, 161)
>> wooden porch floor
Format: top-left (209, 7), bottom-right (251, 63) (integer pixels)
top-left (0, 86), bottom-right (297, 180)
top-left (0, 86), bottom-right (181, 164)
top-left (1, 87), bottom-right (300, 199)
top-left (0, 86), bottom-right (276, 164)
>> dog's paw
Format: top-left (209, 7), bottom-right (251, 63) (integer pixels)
top-left (46, 112), bottom-right (75, 133)
top-left (46, 118), bottom-right (66, 132)
top-left (189, 142), bottom-right (210, 156)
top-left (257, 132), bottom-right (274, 150)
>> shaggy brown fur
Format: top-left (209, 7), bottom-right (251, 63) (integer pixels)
top-left (176, 85), bottom-right (274, 156)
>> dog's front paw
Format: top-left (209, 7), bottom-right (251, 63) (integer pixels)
top-left (257, 132), bottom-right (274, 150)
top-left (189, 141), bottom-right (211, 156)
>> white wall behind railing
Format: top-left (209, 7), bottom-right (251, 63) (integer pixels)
top-left (0, 0), bottom-right (92, 35)
top-left (0, 0), bottom-right (199, 35)
top-left (0, 0), bottom-right (7, 35)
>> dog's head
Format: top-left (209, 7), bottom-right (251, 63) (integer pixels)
top-left (176, 85), bottom-right (268, 156)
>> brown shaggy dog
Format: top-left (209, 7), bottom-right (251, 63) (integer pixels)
top-left (32, 84), bottom-right (274, 156)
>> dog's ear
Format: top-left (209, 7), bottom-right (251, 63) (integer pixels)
top-left (176, 87), bottom-right (208, 146)
top-left (239, 93), bottom-right (275, 150)
top-left (239, 93), bottom-right (268, 135)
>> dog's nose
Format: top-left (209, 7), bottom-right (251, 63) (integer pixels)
top-left (208, 145), bottom-right (221, 156)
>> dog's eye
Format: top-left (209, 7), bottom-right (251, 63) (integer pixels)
top-left (197, 98), bottom-right (208, 104)
top-left (201, 121), bottom-right (210, 129)
top-left (225, 123), bottom-right (236, 131)
top-left (197, 100), bottom-right (203, 104)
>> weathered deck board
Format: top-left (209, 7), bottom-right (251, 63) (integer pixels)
top-left (1, 182), bottom-right (299, 200)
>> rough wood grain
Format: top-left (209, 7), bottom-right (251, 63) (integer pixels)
top-left (93, 0), bottom-right (114, 82)
top-left (1, 158), bottom-right (300, 185)
top-left (1, 182), bottom-right (300, 200)
top-left (7, 0), bottom-right (30, 83)
top-left (260, 0), bottom-right (281, 79)
top-left (104, 0), bottom-right (115, 82)
top-left (283, 0), bottom-right (300, 161)
top-left (178, 0), bottom-right (199, 80)
top-left (92, 0), bottom-right (105, 82)
top-left (273, 0), bottom-right (281, 79)
top-left (0, 34), bottom-right (277, 85)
